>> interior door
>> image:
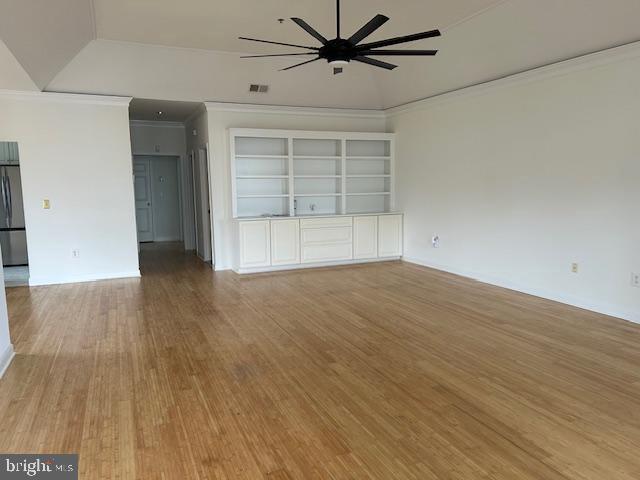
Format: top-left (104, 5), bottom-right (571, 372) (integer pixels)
top-left (133, 158), bottom-right (154, 242)
top-left (192, 148), bottom-right (212, 262)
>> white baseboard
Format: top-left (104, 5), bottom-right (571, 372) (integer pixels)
top-left (234, 257), bottom-right (400, 275)
top-left (0, 343), bottom-right (15, 378)
top-left (29, 270), bottom-right (141, 287)
top-left (403, 256), bottom-right (640, 325)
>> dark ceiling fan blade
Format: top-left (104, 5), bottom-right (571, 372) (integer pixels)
top-left (241, 52), bottom-right (318, 58)
top-left (353, 56), bottom-right (397, 70)
top-left (357, 29), bottom-right (441, 50)
top-left (280, 57), bottom-right (321, 71)
top-left (239, 37), bottom-right (319, 50)
top-left (359, 49), bottom-right (438, 56)
top-left (348, 14), bottom-right (389, 45)
top-left (291, 18), bottom-right (328, 45)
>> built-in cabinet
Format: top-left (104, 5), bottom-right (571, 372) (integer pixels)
top-left (353, 216), bottom-right (378, 259)
top-left (234, 214), bottom-right (403, 274)
top-left (300, 217), bottom-right (353, 264)
top-left (378, 214), bottom-right (403, 258)
top-left (230, 129), bottom-right (395, 219)
top-left (271, 219), bottom-right (300, 266)
top-left (238, 220), bottom-right (271, 268)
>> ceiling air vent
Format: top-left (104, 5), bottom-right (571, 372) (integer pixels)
top-left (249, 84), bottom-right (269, 93)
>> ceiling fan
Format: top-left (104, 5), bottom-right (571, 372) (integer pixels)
top-left (239, 0), bottom-right (440, 74)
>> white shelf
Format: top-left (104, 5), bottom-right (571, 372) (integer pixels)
top-left (295, 175), bottom-right (341, 179)
top-left (238, 194), bottom-right (290, 199)
top-left (236, 154), bottom-right (288, 159)
top-left (346, 192), bottom-right (391, 196)
top-left (237, 175), bottom-right (289, 179)
top-left (346, 175), bottom-right (390, 178)
top-left (231, 129), bottom-right (395, 218)
top-left (295, 193), bottom-right (342, 197)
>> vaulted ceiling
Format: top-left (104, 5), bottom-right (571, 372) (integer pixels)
top-left (2, 0), bottom-right (640, 109)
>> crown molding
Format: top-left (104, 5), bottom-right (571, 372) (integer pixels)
top-left (386, 40), bottom-right (640, 117)
top-left (0, 89), bottom-right (132, 107)
top-left (129, 120), bottom-right (185, 128)
top-left (204, 102), bottom-right (386, 119)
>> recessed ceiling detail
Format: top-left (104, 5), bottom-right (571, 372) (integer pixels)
top-left (3, 0), bottom-right (640, 109)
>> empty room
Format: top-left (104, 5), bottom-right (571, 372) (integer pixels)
top-left (0, 0), bottom-right (638, 479)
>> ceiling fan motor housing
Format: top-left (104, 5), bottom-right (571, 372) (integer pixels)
top-left (320, 39), bottom-right (355, 64)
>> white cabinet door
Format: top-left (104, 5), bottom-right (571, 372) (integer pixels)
top-left (271, 219), bottom-right (300, 266)
top-left (378, 215), bottom-right (403, 258)
top-left (353, 216), bottom-right (378, 259)
top-left (239, 220), bottom-right (271, 268)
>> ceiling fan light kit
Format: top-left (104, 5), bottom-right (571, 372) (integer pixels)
top-left (240, 0), bottom-right (440, 74)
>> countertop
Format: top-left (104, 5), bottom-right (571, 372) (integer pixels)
top-left (235, 212), bottom-right (402, 221)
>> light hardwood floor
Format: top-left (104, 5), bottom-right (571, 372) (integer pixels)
top-left (1, 243), bottom-right (640, 479)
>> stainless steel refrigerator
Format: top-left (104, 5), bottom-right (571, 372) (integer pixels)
top-left (0, 144), bottom-right (28, 267)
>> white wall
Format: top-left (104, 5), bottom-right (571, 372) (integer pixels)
top-left (205, 105), bottom-right (387, 270)
top-left (129, 121), bottom-right (194, 249)
top-left (0, 91), bottom-right (139, 285)
top-left (387, 54), bottom-right (640, 323)
top-left (185, 110), bottom-right (210, 257)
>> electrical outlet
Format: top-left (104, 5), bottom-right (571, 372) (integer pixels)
top-left (432, 235), bottom-right (440, 248)
top-left (571, 263), bottom-right (579, 274)
top-left (72, 249), bottom-right (80, 259)
top-left (632, 272), bottom-right (640, 288)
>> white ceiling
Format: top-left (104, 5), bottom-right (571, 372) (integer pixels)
top-left (129, 98), bottom-right (204, 122)
top-left (93, 0), bottom-right (497, 53)
top-left (2, 0), bottom-right (640, 109)
top-left (0, 0), bottom-right (94, 89)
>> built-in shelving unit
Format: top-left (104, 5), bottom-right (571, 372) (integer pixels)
top-left (230, 129), bottom-right (395, 218)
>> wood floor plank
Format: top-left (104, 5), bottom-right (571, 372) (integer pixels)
top-left (1, 242), bottom-right (640, 479)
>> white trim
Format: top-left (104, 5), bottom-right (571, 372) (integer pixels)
top-left (205, 102), bottom-right (386, 119)
top-left (0, 89), bottom-right (132, 106)
top-left (228, 128), bottom-right (394, 141)
top-left (29, 270), bottom-right (141, 287)
top-left (0, 343), bottom-right (15, 379)
top-left (130, 120), bottom-right (185, 128)
top-left (403, 257), bottom-right (640, 326)
top-left (386, 40), bottom-right (640, 116)
top-left (234, 256), bottom-right (400, 275)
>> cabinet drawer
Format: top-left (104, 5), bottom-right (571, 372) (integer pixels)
top-left (301, 243), bottom-right (353, 264)
top-left (301, 226), bottom-right (352, 245)
top-left (300, 216), bottom-right (352, 229)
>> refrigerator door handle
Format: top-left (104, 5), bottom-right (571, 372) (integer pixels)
top-left (5, 169), bottom-right (12, 227)
top-left (0, 168), bottom-right (8, 228)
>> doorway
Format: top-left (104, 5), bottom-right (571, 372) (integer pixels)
top-left (191, 147), bottom-right (213, 263)
top-left (0, 142), bottom-right (29, 287)
top-left (133, 156), bottom-right (182, 245)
